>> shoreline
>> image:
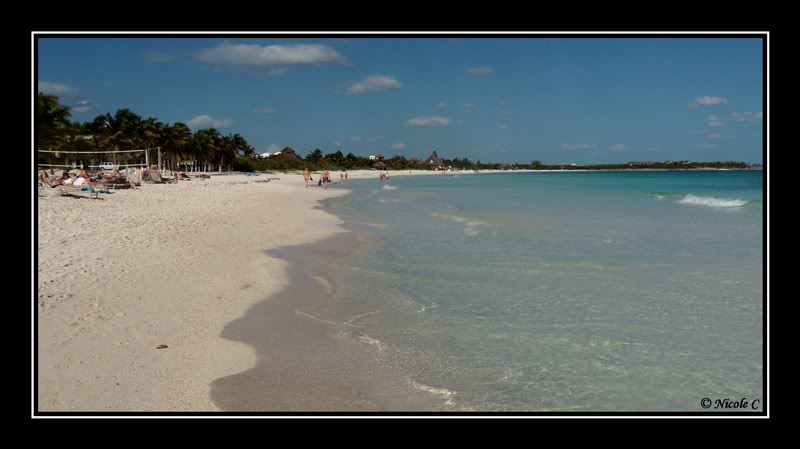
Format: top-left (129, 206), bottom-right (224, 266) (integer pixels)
top-left (37, 174), bottom-right (351, 411)
top-left (36, 168), bottom-right (760, 412)
top-left (209, 206), bottom-right (442, 411)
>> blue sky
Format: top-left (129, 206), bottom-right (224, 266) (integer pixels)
top-left (37, 36), bottom-right (764, 163)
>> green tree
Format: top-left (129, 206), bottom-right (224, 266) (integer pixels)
top-left (37, 93), bottom-right (72, 151)
top-left (306, 148), bottom-right (323, 162)
top-left (160, 123), bottom-right (193, 170)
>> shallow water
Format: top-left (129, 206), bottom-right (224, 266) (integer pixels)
top-left (311, 171), bottom-right (763, 411)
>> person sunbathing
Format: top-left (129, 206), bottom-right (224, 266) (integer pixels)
top-left (37, 167), bottom-right (50, 184)
top-left (60, 173), bottom-right (81, 188)
top-left (37, 167), bottom-right (63, 188)
top-left (102, 169), bottom-right (124, 184)
top-left (71, 169), bottom-right (91, 187)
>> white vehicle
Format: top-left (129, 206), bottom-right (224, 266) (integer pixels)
top-left (99, 162), bottom-right (115, 170)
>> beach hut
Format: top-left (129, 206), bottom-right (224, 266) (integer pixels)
top-left (279, 146), bottom-right (302, 160)
top-left (373, 161), bottom-right (387, 170)
top-left (423, 151), bottom-right (445, 170)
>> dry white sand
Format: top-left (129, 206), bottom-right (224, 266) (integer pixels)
top-left (36, 173), bottom-right (350, 411)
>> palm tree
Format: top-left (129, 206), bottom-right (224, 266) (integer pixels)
top-left (191, 128), bottom-right (222, 172)
top-left (160, 123), bottom-right (193, 172)
top-left (37, 93), bottom-right (72, 151)
top-left (90, 109), bottom-right (143, 166)
top-left (139, 117), bottom-right (164, 168)
top-left (230, 133), bottom-right (253, 157)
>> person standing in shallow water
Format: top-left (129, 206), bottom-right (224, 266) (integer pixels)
top-left (303, 168), bottom-right (310, 188)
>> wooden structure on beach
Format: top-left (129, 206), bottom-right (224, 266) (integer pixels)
top-left (423, 151), bottom-right (445, 170)
top-left (279, 146), bottom-right (302, 160)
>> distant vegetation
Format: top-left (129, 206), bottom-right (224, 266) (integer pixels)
top-left (37, 94), bottom-right (758, 172)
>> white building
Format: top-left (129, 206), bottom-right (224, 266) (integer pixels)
top-left (368, 155), bottom-right (377, 160)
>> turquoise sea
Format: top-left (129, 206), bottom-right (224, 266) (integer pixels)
top-left (316, 171), bottom-right (764, 411)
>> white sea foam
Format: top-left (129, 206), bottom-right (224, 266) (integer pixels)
top-left (382, 184), bottom-right (398, 190)
top-left (433, 212), bottom-right (483, 224)
top-left (676, 194), bottom-right (748, 208)
top-left (351, 330), bottom-right (387, 351)
top-left (432, 212), bottom-right (467, 223)
top-left (409, 380), bottom-right (456, 406)
top-left (433, 212), bottom-right (487, 236)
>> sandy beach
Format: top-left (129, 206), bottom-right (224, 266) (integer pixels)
top-left (35, 169), bottom-right (471, 411)
top-left (37, 172), bottom-right (354, 411)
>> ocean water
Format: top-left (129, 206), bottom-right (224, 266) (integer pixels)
top-left (318, 171), bottom-right (764, 411)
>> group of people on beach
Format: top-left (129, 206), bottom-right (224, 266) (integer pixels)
top-left (303, 168), bottom-right (347, 189)
top-left (38, 166), bottom-right (124, 190)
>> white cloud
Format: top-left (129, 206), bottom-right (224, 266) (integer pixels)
top-left (690, 96), bottom-right (728, 107)
top-left (706, 115), bottom-right (726, 128)
top-left (195, 42), bottom-right (345, 66)
top-left (391, 143), bottom-right (407, 150)
top-left (561, 143), bottom-right (598, 151)
top-left (346, 75), bottom-right (402, 95)
top-left (142, 51), bottom-right (175, 64)
top-left (186, 115), bottom-right (236, 130)
top-left (437, 102), bottom-right (448, 108)
top-left (38, 81), bottom-right (78, 97)
top-left (254, 107), bottom-right (275, 114)
top-left (350, 136), bottom-right (362, 141)
top-left (608, 144), bottom-right (628, 152)
top-left (692, 143), bottom-right (716, 149)
top-left (406, 116), bottom-right (451, 127)
top-left (729, 112), bottom-right (763, 123)
top-left (71, 100), bottom-right (93, 113)
top-left (367, 135), bottom-right (384, 142)
top-left (468, 66), bottom-right (495, 75)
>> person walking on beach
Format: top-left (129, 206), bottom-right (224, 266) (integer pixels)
top-left (345, 172), bottom-right (348, 180)
top-left (340, 172), bottom-right (344, 182)
top-left (303, 168), bottom-right (310, 188)
top-left (322, 168), bottom-right (330, 190)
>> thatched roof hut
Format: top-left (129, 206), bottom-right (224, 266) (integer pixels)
top-left (423, 151), bottom-right (443, 165)
top-left (373, 161), bottom-right (387, 169)
top-left (279, 146), bottom-right (302, 160)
